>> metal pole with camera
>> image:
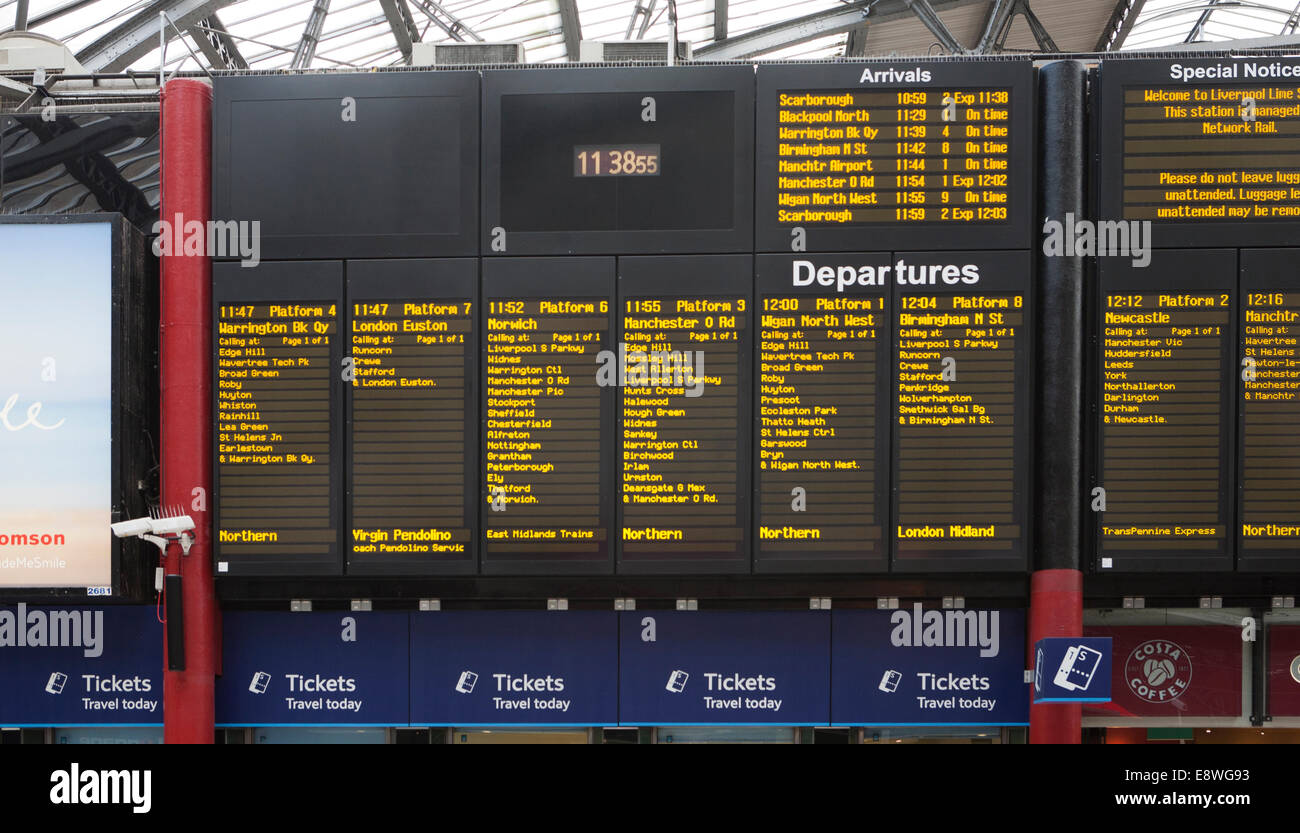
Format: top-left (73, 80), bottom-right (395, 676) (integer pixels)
top-left (111, 515), bottom-right (196, 671)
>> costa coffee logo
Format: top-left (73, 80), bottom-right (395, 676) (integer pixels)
top-left (1125, 640), bottom-right (1192, 703)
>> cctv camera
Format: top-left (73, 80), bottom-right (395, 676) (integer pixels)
top-left (150, 515), bottom-right (195, 536)
top-left (111, 518), bottom-right (153, 538)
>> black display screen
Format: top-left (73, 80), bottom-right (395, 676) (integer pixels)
top-left (755, 254), bottom-right (891, 572)
top-left (1238, 249), bottom-right (1300, 571)
top-left (482, 258), bottom-right (616, 574)
top-left (213, 71), bottom-right (479, 259)
top-left (346, 260), bottom-right (477, 575)
top-left (617, 256), bottom-right (752, 573)
top-left (1093, 250), bottom-right (1235, 572)
top-left (755, 61), bottom-right (1034, 252)
top-left (890, 250), bottom-right (1031, 571)
top-left (483, 66), bottom-right (754, 254)
top-left (213, 262), bottom-right (343, 576)
top-left (1097, 57), bottom-right (1300, 247)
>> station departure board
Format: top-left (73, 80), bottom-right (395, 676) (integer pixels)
top-left (214, 262), bottom-right (342, 576)
top-left (891, 251), bottom-right (1030, 571)
top-left (1099, 57), bottom-right (1300, 247)
top-left (347, 260), bottom-right (476, 575)
top-left (618, 256), bottom-right (752, 573)
top-left (755, 61), bottom-right (1033, 252)
top-left (755, 254), bottom-right (890, 572)
top-left (482, 66), bottom-right (754, 255)
top-left (482, 259), bottom-right (616, 574)
top-left (1239, 250), bottom-right (1300, 571)
top-left (1094, 251), bottom-right (1235, 572)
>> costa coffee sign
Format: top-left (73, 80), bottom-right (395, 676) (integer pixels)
top-left (1268, 625), bottom-right (1300, 717)
top-left (1084, 626), bottom-right (1242, 718)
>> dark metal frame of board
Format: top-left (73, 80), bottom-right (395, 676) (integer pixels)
top-left (754, 59), bottom-right (1035, 253)
top-left (0, 214), bottom-right (154, 602)
top-left (753, 253), bottom-right (892, 573)
top-left (346, 258), bottom-right (479, 576)
top-left (481, 65), bottom-right (755, 256)
top-left (616, 255), bottom-right (754, 574)
top-left (212, 261), bottom-right (344, 577)
top-left (212, 71), bottom-right (480, 260)
top-left (481, 257), bottom-right (617, 575)
top-left (1237, 249), bottom-right (1300, 572)
top-left (1096, 56), bottom-right (1300, 249)
top-left (889, 250), bottom-right (1033, 573)
top-left (1091, 249), bottom-right (1237, 573)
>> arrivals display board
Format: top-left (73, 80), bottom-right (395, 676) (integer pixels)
top-left (1097, 57), bottom-right (1300, 247)
top-left (831, 607), bottom-right (1029, 726)
top-left (0, 605), bottom-right (162, 726)
top-left (617, 256), bottom-right (752, 573)
top-left (213, 71), bottom-right (479, 259)
top-left (214, 262), bottom-right (343, 576)
top-left (618, 611), bottom-right (831, 725)
top-left (755, 254), bottom-right (890, 572)
top-left (347, 260), bottom-right (477, 575)
top-left (216, 612), bottom-right (409, 726)
top-left (891, 251), bottom-right (1031, 572)
top-left (1093, 251), bottom-right (1235, 572)
top-left (482, 259), bottom-right (616, 574)
top-left (1238, 250), bottom-right (1300, 571)
top-left (755, 60), bottom-right (1033, 252)
top-left (482, 66), bottom-right (754, 255)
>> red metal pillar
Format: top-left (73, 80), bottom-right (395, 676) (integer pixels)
top-left (160, 79), bottom-right (217, 743)
top-left (1029, 569), bottom-right (1083, 744)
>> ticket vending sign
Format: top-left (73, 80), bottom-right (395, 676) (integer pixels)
top-left (1238, 250), bottom-right (1300, 571)
top-left (481, 259), bottom-right (617, 575)
top-left (346, 259), bottom-right (477, 575)
top-left (213, 262), bottom-right (344, 576)
top-left (409, 612), bottom-right (618, 726)
top-left (1093, 250), bottom-right (1235, 572)
top-left (483, 66), bottom-right (754, 255)
top-left (1097, 57), bottom-right (1300, 248)
top-left (755, 60), bottom-right (1034, 253)
top-left (616, 256), bottom-right (753, 574)
top-left (618, 611), bottom-right (831, 726)
top-left (754, 254), bottom-right (891, 572)
top-left (216, 612), bottom-right (409, 726)
top-left (890, 250), bottom-right (1032, 572)
top-left (831, 607), bottom-right (1029, 726)
top-left (0, 605), bottom-right (162, 726)
top-left (1033, 637), bottom-right (1113, 703)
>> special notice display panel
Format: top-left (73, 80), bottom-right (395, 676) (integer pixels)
top-left (1098, 57), bottom-right (1300, 247)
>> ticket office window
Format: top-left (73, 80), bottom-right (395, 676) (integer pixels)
top-left (54, 727), bottom-right (164, 745)
top-left (253, 727), bottom-right (389, 744)
top-left (861, 726), bottom-right (1010, 744)
top-left (452, 728), bottom-right (590, 744)
top-left (654, 726), bottom-right (797, 744)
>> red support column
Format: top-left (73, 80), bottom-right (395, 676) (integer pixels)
top-left (160, 79), bottom-right (217, 744)
top-left (1029, 568), bottom-right (1083, 744)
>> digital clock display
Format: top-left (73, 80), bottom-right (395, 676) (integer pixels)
top-left (574, 144), bottom-right (661, 177)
